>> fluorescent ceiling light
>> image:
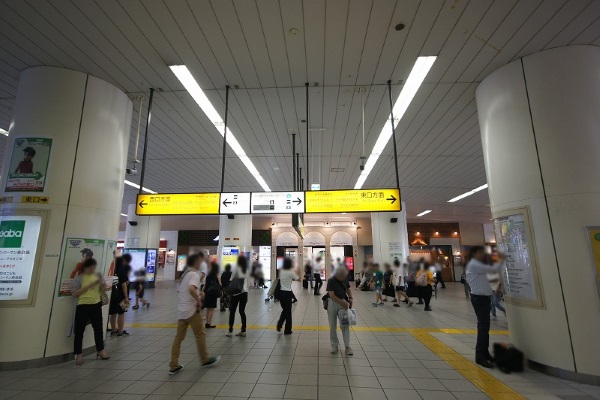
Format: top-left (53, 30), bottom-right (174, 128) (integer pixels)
top-left (124, 179), bottom-right (156, 194)
top-left (354, 56), bottom-right (436, 189)
top-left (213, 236), bottom-right (219, 242)
top-left (416, 210), bottom-right (432, 217)
top-left (447, 184), bottom-right (488, 203)
top-left (169, 65), bottom-right (271, 192)
top-left (0, 128), bottom-right (8, 136)
top-left (120, 213), bottom-right (127, 217)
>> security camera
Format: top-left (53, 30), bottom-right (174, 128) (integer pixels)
top-left (126, 168), bottom-right (138, 175)
top-left (128, 220), bottom-right (138, 226)
top-left (359, 164), bottom-right (365, 171)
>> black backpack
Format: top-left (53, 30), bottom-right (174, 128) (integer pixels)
top-left (493, 343), bottom-right (524, 373)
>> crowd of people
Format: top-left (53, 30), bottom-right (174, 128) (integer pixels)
top-left (70, 248), bottom-right (508, 372)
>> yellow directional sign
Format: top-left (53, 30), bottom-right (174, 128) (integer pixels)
top-left (305, 188), bottom-right (401, 213)
top-left (136, 193), bottom-right (220, 215)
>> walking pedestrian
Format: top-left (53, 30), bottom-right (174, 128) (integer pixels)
top-left (276, 258), bottom-right (298, 335)
top-left (203, 262), bottom-right (221, 328)
top-left (369, 263), bottom-right (384, 307)
top-left (169, 254), bottom-right (220, 375)
top-left (466, 247), bottom-right (506, 368)
top-left (326, 266), bottom-right (353, 355)
top-left (416, 262), bottom-right (434, 311)
top-left (109, 254), bottom-right (131, 336)
top-left (392, 259), bottom-right (413, 307)
top-left (313, 256), bottom-right (323, 295)
top-left (220, 264), bottom-right (232, 312)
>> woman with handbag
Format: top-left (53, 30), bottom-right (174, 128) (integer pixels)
top-left (326, 265), bottom-right (353, 355)
top-left (226, 255), bottom-right (250, 337)
top-left (203, 262), bottom-right (221, 328)
top-left (71, 258), bottom-right (111, 365)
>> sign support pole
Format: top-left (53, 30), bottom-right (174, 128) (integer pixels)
top-left (220, 85), bottom-right (230, 193)
top-left (139, 87), bottom-right (154, 195)
top-left (292, 133), bottom-right (296, 191)
top-left (305, 82), bottom-right (309, 191)
top-left (387, 80), bottom-right (401, 190)
top-left (296, 153), bottom-right (300, 191)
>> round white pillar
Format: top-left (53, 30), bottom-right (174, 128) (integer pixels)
top-left (0, 67), bottom-right (132, 367)
top-left (371, 202), bottom-right (409, 265)
top-left (218, 215), bottom-right (253, 266)
top-left (124, 203), bottom-right (160, 249)
top-left (476, 45), bottom-right (600, 381)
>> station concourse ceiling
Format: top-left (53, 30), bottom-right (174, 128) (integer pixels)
top-left (0, 0), bottom-right (599, 225)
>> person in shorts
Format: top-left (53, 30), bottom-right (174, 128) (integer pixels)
top-left (369, 263), bottom-right (384, 307)
top-left (392, 259), bottom-right (413, 307)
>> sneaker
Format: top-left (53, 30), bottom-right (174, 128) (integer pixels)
top-left (345, 347), bottom-right (353, 356)
top-left (169, 365), bottom-right (184, 375)
top-left (372, 303), bottom-right (378, 307)
top-left (202, 356), bottom-right (221, 368)
top-left (132, 305), bottom-right (139, 310)
top-left (331, 347), bottom-right (338, 354)
top-left (117, 330), bottom-right (129, 336)
top-left (424, 306), bottom-right (432, 311)
top-left (225, 332), bottom-right (233, 337)
top-left (393, 304), bottom-right (400, 308)
top-left (378, 302), bottom-right (384, 306)
top-left (284, 331), bottom-right (293, 335)
top-left (276, 326), bottom-right (282, 333)
top-left (235, 332), bottom-right (246, 337)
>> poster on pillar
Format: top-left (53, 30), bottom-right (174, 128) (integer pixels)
top-left (104, 240), bottom-right (118, 277)
top-left (493, 208), bottom-right (544, 308)
top-left (57, 238), bottom-right (105, 297)
top-left (5, 138), bottom-right (52, 193)
top-left (388, 242), bottom-right (403, 264)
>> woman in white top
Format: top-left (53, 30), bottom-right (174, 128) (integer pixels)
top-left (393, 260), bottom-right (413, 307)
top-left (276, 258), bottom-right (298, 334)
top-left (226, 255), bottom-right (251, 337)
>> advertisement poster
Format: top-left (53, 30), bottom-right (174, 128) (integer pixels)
top-left (146, 249), bottom-right (157, 282)
top-left (222, 246), bottom-right (239, 268)
top-left (177, 255), bottom-right (187, 272)
top-left (0, 215), bottom-right (42, 301)
top-left (586, 227), bottom-right (600, 296)
top-left (5, 138), bottom-right (52, 192)
top-left (104, 240), bottom-right (118, 276)
top-left (58, 238), bottom-right (105, 297)
top-left (494, 209), bottom-right (542, 306)
top-left (388, 242), bottom-right (403, 264)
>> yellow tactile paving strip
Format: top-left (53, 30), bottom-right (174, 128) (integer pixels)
top-left (410, 329), bottom-right (525, 400)
top-left (128, 323), bottom-right (518, 398)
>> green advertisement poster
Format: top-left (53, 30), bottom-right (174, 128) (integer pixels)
top-left (5, 138), bottom-right (52, 192)
top-left (57, 238), bottom-right (105, 297)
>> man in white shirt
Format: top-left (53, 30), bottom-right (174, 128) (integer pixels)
top-left (198, 252), bottom-right (208, 290)
top-left (169, 254), bottom-right (219, 375)
top-left (466, 247), bottom-right (505, 368)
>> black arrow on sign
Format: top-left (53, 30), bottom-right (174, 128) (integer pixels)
top-left (293, 197), bottom-right (302, 206)
top-left (387, 195), bottom-right (397, 204)
top-left (222, 199), bottom-right (231, 207)
top-left (139, 200), bottom-right (147, 208)
top-left (40, 197), bottom-right (48, 203)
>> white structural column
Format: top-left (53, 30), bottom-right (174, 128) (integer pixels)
top-left (0, 67), bottom-right (132, 365)
top-left (371, 202), bottom-right (409, 264)
top-left (124, 204), bottom-right (160, 249)
top-left (476, 46), bottom-right (600, 380)
top-left (218, 215), bottom-right (252, 265)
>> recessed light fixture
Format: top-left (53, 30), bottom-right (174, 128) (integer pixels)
top-left (435, 231), bottom-right (439, 235)
top-left (354, 56), bottom-right (437, 189)
top-left (416, 210), bottom-right (432, 217)
top-left (170, 65), bottom-right (270, 192)
top-left (453, 231), bottom-right (458, 235)
top-left (342, 212), bottom-right (347, 215)
top-left (447, 184), bottom-right (488, 202)
top-left (124, 179), bottom-right (156, 194)
top-left (416, 232), bottom-right (420, 235)
top-left (394, 23), bottom-right (405, 31)
top-left (0, 128), bottom-right (8, 136)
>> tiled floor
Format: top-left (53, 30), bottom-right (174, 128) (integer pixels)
top-left (1, 282), bottom-right (599, 400)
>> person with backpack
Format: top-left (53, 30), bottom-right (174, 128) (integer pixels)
top-left (416, 262), bottom-right (435, 311)
top-left (326, 265), bottom-right (353, 355)
top-left (226, 255), bottom-right (250, 337)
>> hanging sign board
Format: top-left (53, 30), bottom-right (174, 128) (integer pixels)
top-left (305, 188), bottom-right (401, 213)
top-left (250, 192), bottom-right (304, 214)
top-left (219, 192), bottom-right (251, 214)
top-left (136, 193), bottom-right (220, 215)
top-left (136, 188), bottom-right (401, 215)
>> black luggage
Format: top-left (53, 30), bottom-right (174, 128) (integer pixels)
top-left (493, 343), bottom-right (524, 373)
top-left (303, 278), bottom-right (309, 289)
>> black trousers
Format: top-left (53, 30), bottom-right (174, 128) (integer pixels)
top-left (74, 302), bottom-right (104, 354)
top-left (436, 272), bottom-right (446, 288)
top-left (471, 294), bottom-right (492, 362)
top-left (313, 273), bottom-right (323, 294)
top-left (229, 292), bottom-right (248, 332)
top-left (277, 291), bottom-right (293, 333)
top-left (418, 285), bottom-right (433, 308)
